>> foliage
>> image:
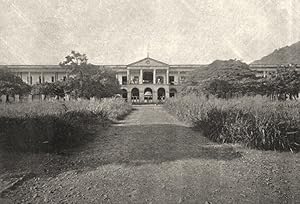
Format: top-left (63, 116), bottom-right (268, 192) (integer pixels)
top-left (262, 67), bottom-right (300, 100)
top-left (183, 59), bottom-right (300, 101)
top-left (165, 95), bottom-right (300, 152)
top-left (182, 59), bottom-right (256, 97)
top-left (31, 81), bottom-right (65, 98)
top-left (0, 68), bottom-right (31, 96)
top-left (59, 51), bottom-right (120, 99)
top-left (59, 50), bottom-right (99, 79)
top-left (0, 98), bottom-right (132, 153)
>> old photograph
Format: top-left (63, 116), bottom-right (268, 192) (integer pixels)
top-left (0, 0), bottom-right (299, 203)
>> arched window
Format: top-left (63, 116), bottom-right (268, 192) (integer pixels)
top-left (144, 87), bottom-right (153, 102)
top-left (157, 88), bottom-right (166, 101)
top-left (170, 88), bottom-right (177, 98)
top-left (131, 88), bottom-right (140, 103)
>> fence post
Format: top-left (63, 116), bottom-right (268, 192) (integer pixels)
top-left (65, 94), bottom-right (70, 101)
top-left (41, 94), bottom-right (45, 101)
top-left (28, 94), bottom-right (33, 102)
top-left (15, 94), bottom-right (20, 102)
top-left (1, 95), bottom-right (7, 103)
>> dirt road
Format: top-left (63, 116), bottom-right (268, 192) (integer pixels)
top-left (2, 105), bottom-right (299, 203)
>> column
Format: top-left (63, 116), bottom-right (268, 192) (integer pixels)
top-left (28, 72), bottom-right (31, 84)
top-left (139, 69), bottom-right (143, 84)
top-left (263, 70), bottom-right (266, 78)
top-left (127, 69), bottom-right (130, 84)
top-left (127, 91), bottom-right (131, 103)
top-left (166, 69), bottom-right (169, 84)
top-left (178, 71), bottom-right (181, 84)
top-left (166, 87), bottom-right (170, 100)
top-left (153, 90), bottom-right (158, 103)
top-left (139, 90), bottom-right (144, 103)
top-left (115, 73), bottom-right (118, 82)
top-left (153, 69), bottom-right (156, 84)
top-left (41, 72), bottom-right (44, 83)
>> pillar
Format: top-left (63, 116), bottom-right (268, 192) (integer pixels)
top-left (127, 91), bottom-right (132, 103)
top-left (153, 90), bottom-right (158, 103)
top-left (41, 72), bottom-right (44, 83)
top-left (139, 69), bottom-right (143, 84)
top-left (127, 69), bottom-right (130, 84)
top-left (153, 69), bottom-right (156, 84)
top-left (166, 69), bottom-right (169, 84)
top-left (140, 90), bottom-right (144, 103)
top-left (263, 70), bottom-right (266, 78)
top-left (178, 71), bottom-right (181, 84)
top-left (28, 72), bottom-right (31, 85)
top-left (166, 88), bottom-right (170, 100)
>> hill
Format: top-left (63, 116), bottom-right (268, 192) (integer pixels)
top-left (186, 59), bottom-right (255, 86)
top-left (252, 41), bottom-right (300, 65)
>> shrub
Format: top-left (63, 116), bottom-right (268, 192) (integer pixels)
top-left (165, 95), bottom-right (300, 152)
top-left (0, 98), bottom-right (132, 153)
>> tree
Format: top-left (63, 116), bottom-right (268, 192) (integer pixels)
top-left (59, 51), bottom-right (121, 99)
top-left (182, 59), bottom-right (257, 98)
top-left (89, 67), bottom-right (121, 98)
top-left (59, 50), bottom-right (97, 78)
top-left (0, 68), bottom-right (31, 101)
top-left (59, 51), bottom-right (97, 98)
top-left (203, 79), bottom-right (233, 98)
top-left (262, 66), bottom-right (300, 100)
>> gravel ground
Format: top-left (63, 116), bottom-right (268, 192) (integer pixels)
top-left (0, 105), bottom-right (299, 203)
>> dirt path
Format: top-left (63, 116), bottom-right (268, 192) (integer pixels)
top-left (2, 105), bottom-right (300, 203)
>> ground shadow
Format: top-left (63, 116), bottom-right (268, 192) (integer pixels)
top-left (0, 124), bottom-right (242, 178)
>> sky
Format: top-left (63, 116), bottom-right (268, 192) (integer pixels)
top-left (0, 0), bottom-right (300, 65)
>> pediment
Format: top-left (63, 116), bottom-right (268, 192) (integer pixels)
top-left (128, 57), bottom-right (168, 67)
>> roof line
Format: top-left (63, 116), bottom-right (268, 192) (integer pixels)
top-left (127, 57), bottom-right (169, 66)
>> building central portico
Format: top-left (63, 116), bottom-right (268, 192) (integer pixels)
top-left (115, 57), bottom-right (194, 103)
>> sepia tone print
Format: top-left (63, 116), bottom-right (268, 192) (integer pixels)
top-left (0, 0), bottom-right (300, 203)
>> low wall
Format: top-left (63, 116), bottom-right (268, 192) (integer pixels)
top-left (0, 94), bottom-right (71, 103)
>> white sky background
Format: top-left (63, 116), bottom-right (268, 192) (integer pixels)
top-left (0, 0), bottom-right (300, 65)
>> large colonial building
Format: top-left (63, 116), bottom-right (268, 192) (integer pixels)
top-left (2, 57), bottom-right (206, 103)
top-left (2, 57), bottom-right (299, 103)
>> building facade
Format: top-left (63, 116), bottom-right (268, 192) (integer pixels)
top-left (108, 57), bottom-right (206, 103)
top-left (2, 57), bottom-right (298, 103)
top-left (2, 57), bottom-right (206, 103)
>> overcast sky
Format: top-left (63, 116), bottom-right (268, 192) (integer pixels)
top-left (0, 0), bottom-right (300, 65)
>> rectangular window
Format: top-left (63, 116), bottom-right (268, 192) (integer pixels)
top-left (169, 76), bottom-right (175, 85)
top-left (39, 76), bottom-right (42, 84)
top-left (122, 76), bottom-right (127, 85)
top-left (133, 76), bottom-right (139, 84)
top-left (180, 76), bottom-right (186, 83)
top-left (51, 76), bottom-right (55, 82)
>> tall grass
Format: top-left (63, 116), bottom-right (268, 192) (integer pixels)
top-left (0, 98), bottom-right (132, 153)
top-left (165, 95), bottom-right (300, 152)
